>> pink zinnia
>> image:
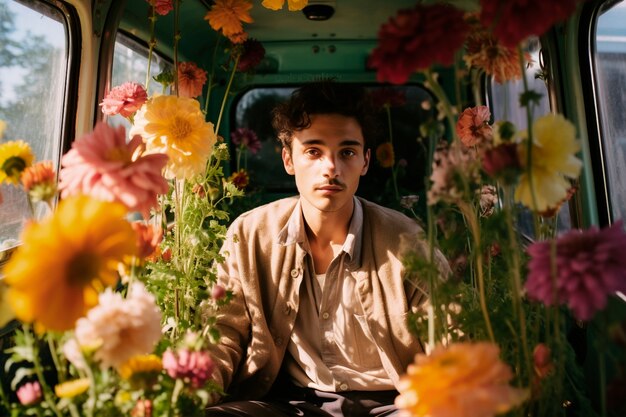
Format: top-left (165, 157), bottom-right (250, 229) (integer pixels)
top-left (231, 127), bottom-right (261, 154)
top-left (146, 0), bottom-right (173, 16)
top-left (526, 221), bottom-right (626, 321)
top-left (59, 122), bottom-right (169, 218)
top-left (162, 348), bottom-right (215, 388)
top-left (100, 82), bottom-right (148, 118)
top-left (17, 382), bottom-right (42, 405)
top-left (177, 62), bottom-right (207, 98)
top-left (456, 106), bottom-right (493, 147)
top-left (480, 0), bottom-right (580, 48)
top-left (369, 4), bottom-right (469, 85)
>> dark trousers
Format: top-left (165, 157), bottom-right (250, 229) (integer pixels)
top-left (205, 381), bottom-right (400, 417)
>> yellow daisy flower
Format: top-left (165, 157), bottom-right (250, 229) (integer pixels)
top-left (376, 142), bottom-right (395, 168)
top-left (0, 140), bottom-right (34, 185)
top-left (118, 354), bottom-right (162, 380)
top-left (262, 0), bottom-right (308, 11)
top-left (130, 95), bottom-right (217, 180)
top-left (3, 196), bottom-right (137, 331)
top-left (55, 378), bottom-right (90, 398)
top-left (204, 0), bottom-right (253, 41)
top-left (515, 114), bottom-right (582, 212)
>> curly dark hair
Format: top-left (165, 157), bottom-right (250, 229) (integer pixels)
top-left (271, 80), bottom-right (380, 151)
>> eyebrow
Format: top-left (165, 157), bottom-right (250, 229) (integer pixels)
top-left (301, 139), bottom-right (364, 147)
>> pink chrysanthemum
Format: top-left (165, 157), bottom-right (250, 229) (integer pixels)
top-left (59, 122), bottom-right (169, 218)
top-left (162, 348), bottom-right (215, 388)
top-left (230, 127), bottom-right (261, 154)
top-left (237, 38), bottom-right (266, 72)
top-left (526, 221), bottom-right (626, 321)
top-left (456, 106), bottom-right (493, 147)
top-left (480, 0), bottom-right (580, 48)
top-left (177, 62), bottom-right (207, 98)
top-left (369, 4), bottom-right (469, 85)
top-left (100, 82), bottom-right (148, 118)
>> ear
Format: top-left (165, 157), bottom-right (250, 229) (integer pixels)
top-left (361, 148), bottom-right (370, 176)
top-left (282, 147), bottom-right (295, 175)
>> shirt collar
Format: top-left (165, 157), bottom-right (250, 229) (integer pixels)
top-left (277, 197), bottom-right (364, 268)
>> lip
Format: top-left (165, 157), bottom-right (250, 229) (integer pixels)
top-left (317, 185), bottom-right (344, 194)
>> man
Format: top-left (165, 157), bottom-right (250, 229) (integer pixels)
top-left (206, 81), bottom-right (448, 416)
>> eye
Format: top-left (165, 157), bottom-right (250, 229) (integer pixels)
top-left (341, 149), bottom-right (357, 158)
top-left (305, 148), bottom-right (321, 157)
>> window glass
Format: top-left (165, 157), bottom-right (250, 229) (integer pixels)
top-left (231, 85), bottom-right (434, 213)
top-left (488, 39), bottom-right (572, 236)
top-left (107, 34), bottom-right (171, 130)
top-left (594, 0), bottom-right (626, 224)
top-left (0, 0), bottom-right (68, 252)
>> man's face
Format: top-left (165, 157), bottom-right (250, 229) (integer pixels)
top-left (282, 114), bottom-right (370, 214)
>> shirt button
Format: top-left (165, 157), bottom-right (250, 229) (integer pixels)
top-left (339, 383), bottom-right (349, 391)
top-left (290, 269), bottom-right (299, 278)
top-left (322, 312), bottom-right (330, 319)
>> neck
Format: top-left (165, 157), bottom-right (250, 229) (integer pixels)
top-left (301, 197), bottom-right (353, 246)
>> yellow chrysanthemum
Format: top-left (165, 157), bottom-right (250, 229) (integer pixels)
top-left (0, 120), bottom-right (6, 139)
top-left (3, 196), bottom-right (137, 331)
top-left (515, 114), bottom-right (582, 212)
top-left (0, 140), bottom-right (34, 185)
top-left (396, 342), bottom-right (528, 417)
top-left (262, 0), bottom-right (308, 11)
top-left (130, 95), bottom-right (216, 180)
top-left (55, 378), bottom-right (90, 398)
top-left (118, 354), bottom-right (163, 380)
top-left (204, 0), bottom-right (253, 40)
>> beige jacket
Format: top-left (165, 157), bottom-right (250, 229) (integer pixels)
top-left (211, 196), bottom-right (446, 400)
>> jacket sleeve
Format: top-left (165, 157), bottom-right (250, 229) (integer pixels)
top-left (208, 225), bottom-right (251, 397)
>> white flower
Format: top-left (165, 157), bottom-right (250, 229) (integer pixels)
top-left (75, 282), bottom-right (162, 369)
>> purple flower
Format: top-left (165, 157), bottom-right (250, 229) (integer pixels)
top-left (525, 221), bottom-right (626, 321)
top-left (162, 348), bottom-right (215, 388)
top-left (237, 38), bottom-right (266, 73)
top-left (231, 127), bottom-right (261, 154)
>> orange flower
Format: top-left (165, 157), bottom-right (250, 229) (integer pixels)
top-left (395, 342), bottom-right (528, 417)
top-left (228, 169), bottom-right (249, 190)
top-left (464, 17), bottom-right (523, 84)
top-left (376, 142), bottom-right (395, 168)
top-left (177, 62), bottom-right (207, 98)
top-left (204, 0), bottom-right (253, 43)
top-left (21, 161), bottom-right (57, 203)
top-left (261, 0), bottom-right (308, 11)
top-left (456, 106), bottom-right (493, 147)
top-left (130, 222), bottom-right (163, 259)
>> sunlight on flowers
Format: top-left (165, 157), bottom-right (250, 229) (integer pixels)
top-left (130, 95), bottom-right (217, 180)
top-left (54, 378), bottom-right (90, 399)
top-left (0, 139), bottom-right (34, 185)
top-left (515, 114), bottom-right (582, 212)
top-left (2, 196), bottom-right (137, 331)
top-left (395, 342), bottom-right (528, 417)
top-left (118, 354), bottom-right (163, 380)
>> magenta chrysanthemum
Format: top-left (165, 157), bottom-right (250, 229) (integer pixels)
top-left (59, 122), bottom-right (169, 218)
top-left (231, 127), bottom-right (261, 154)
top-left (162, 348), bottom-right (215, 388)
top-left (526, 221), bottom-right (626, 321)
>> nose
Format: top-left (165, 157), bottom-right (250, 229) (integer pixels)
top-left (322, 155), bottom-right (339, 178)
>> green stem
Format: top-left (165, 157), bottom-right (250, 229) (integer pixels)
top-left (145, 5), bottom-right (157, 91)
top-left (46, 334), bottom-right (66, 383)
top-left (173, 0), bottom-right (181, 96)
top-left (204, 37), bottom-right (222, 115)
top-left (215, 52), bottom-right (241, 135)
top-left (0, 382), bottom-right (11, 415)
top-left (424, 69), bottom-right (458, 142)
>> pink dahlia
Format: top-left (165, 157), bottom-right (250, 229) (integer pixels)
top-left (526, 221), bottom-right (626, 321)
top-left (237, 38), bottom-right (266, 72)
top-left (177, 62), bottom-right (207, 98)
top-left (231, 127), bottom-right (261, 154)
top-left (480, 0), bottom-right (580, 48)
top-left (17, 382), bottom-right (42, 405)
top-left (456, 106), bottom-right (493, 147)
top-left (369, 4), bottom-right (469, 85)
top-left (162, 348), bottom-right (215, 388)
top-left (59, 122), bottom-right (169, 218)
top-left (100, 82), bottom-right (148, 118)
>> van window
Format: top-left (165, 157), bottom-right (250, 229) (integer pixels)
top-left (594, 0), bottom-right (626, 225)
top-left (0, 0), bottom-right (68, 253)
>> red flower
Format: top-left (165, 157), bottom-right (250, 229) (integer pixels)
top-left (480, 0), bottom-right (580, 48)
top-left (482, 143), bottom-right (521, 184)
top-left (237, 38), bottom-right (266, 72)
top-left (369, 4), bottom-right (469, 85)
top-left (146, 0), bottom-right (173, 16)
top-left (228, 169), bottom-right (250, 190)
top-left (231, 127), bottom-right (261, 154)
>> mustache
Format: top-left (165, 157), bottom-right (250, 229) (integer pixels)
top-left (315, 178), bottom-right (347, 189)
